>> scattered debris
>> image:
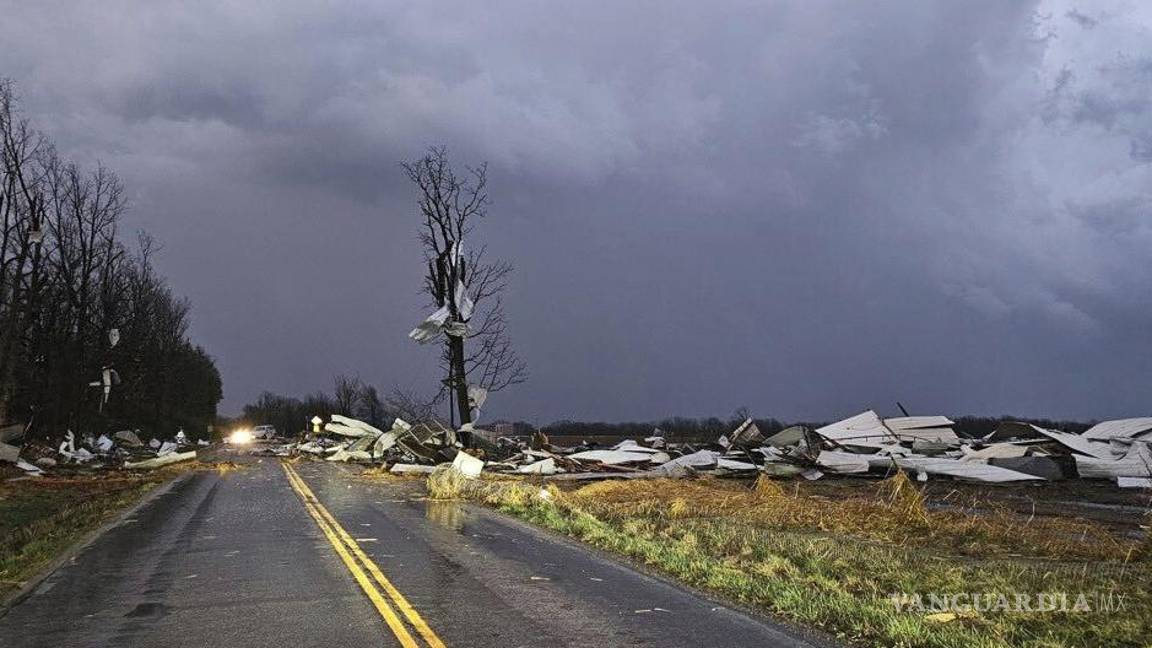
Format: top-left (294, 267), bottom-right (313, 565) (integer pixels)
top-left (124, 450), bottom-right (197, 470)
top-left (452, 451), bottom-right (485, 479)
top-left (389, 463), bottom-right (438, 475)
top-left (230, 409), bottom-right (1152, 491)
top-left (114, 430), bottom-right (143, 447)
top-left (0, 422), bottom-right (208, 479)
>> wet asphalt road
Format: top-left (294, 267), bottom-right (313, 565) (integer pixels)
top-left (0, 458), bottom-right (821, 648)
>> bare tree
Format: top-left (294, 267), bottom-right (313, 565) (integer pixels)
top-left (355, 382), bottom-right (390, 428)
top-left (0, 79), bottom-right (48, 422)
top-left (385, 385), bottom-right (443, 424)
top-left (401, 147), bottom-right (526, 436)
top-left (332, 374), bottom-right (362, 415)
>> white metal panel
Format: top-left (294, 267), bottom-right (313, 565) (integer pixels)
top-left (894, 457), bottom-right (1044, 482)
top-left (1082, 418), bottom-right (1152, 441)
top-left (815, 410), bottom-right (895, 448)
top-left (1032, 427), bottom-right (1116, 459)
top-left (884, 416), bottom-right (955, 430)
top-left (1074, 443), bottom-right (1152, 479)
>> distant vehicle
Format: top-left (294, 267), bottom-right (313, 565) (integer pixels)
top-left (226, 424), bottom-right (278, 445)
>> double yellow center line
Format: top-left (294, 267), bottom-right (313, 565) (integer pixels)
top-left (282, 461), bottom-right (447, 648)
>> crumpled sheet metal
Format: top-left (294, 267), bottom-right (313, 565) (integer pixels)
top-left (816, 411), bottom-right (896, 449)
top-left (1074, 442), bottom-right (1152, 480)
top-left (1082, 418), bottom-right (1152, 442)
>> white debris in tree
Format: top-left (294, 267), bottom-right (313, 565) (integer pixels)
top-left (467, 385), bottom-right (488, 412)
top-left (88, 367), bottom-right (120, 409)
top-left (454, 279), bottom-right (475, 321)
top-left (409, 305), bottom-right (451, 345)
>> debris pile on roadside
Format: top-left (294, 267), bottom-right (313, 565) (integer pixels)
top-left (255, 414), bottom-right (461, 470)
top-left (0, 423), bottom-right (201, 478)
top-left (756, 412), bottom-right (1152, 487)
top-left (247, 411), bottom-right (1152, 489)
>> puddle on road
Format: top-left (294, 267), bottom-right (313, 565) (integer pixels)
top-left (425, 500), bottom-right (465, 532)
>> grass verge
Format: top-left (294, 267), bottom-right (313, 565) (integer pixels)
top-left (440, 472), bottom-right (1150, 648)
top-left (0, 465), bottom-right (193, 599)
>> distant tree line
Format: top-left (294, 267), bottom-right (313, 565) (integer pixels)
top-left (238, 374), bottom-right (397, 438)
top-left (532, 413), bottom-right (1093, 443)
top-left (0, 80), bottom-right (221, 440)
top-left (238, 376), bottom-right (1096, 445)
top-left (949, 415), bottom-right (1090, 438)
top-left (539, 414), bottom-right (787, 444)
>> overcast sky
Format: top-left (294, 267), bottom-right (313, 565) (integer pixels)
top-left (2, 1), bottom-right (1149, 423)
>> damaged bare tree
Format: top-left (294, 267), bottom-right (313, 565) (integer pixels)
top-left (401, 147), bottom-right (527, 439)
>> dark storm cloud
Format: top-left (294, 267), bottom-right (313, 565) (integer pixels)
top-left (2, 0), bottom-right (1149, 422)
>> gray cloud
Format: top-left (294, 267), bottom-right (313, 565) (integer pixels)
top-left (2, 0), bottom-right (1150, 423)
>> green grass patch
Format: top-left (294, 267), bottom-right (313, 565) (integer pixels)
top-left (0, 471), bottom-right (183, 597)
top-left (456, 475), bottom-right (1150, 647)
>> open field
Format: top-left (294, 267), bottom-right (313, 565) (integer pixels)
top-left (440, 471), bottom-right (1151, 647)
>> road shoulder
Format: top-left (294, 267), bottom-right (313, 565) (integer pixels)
top-left (0, 470), bottom-right (194, 615)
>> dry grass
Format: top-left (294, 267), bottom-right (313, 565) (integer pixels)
top-left (427, 464), bottom-right (471, 499)
top-left (563, 475), bottom-right (1136, 562)
top-left (460, 474), bottom-right (1151, 647)
top-left (425, 466), bottom-right (556, 507)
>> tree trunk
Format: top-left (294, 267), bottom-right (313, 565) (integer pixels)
top-left (448, 335), bottom-right (472, 446)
